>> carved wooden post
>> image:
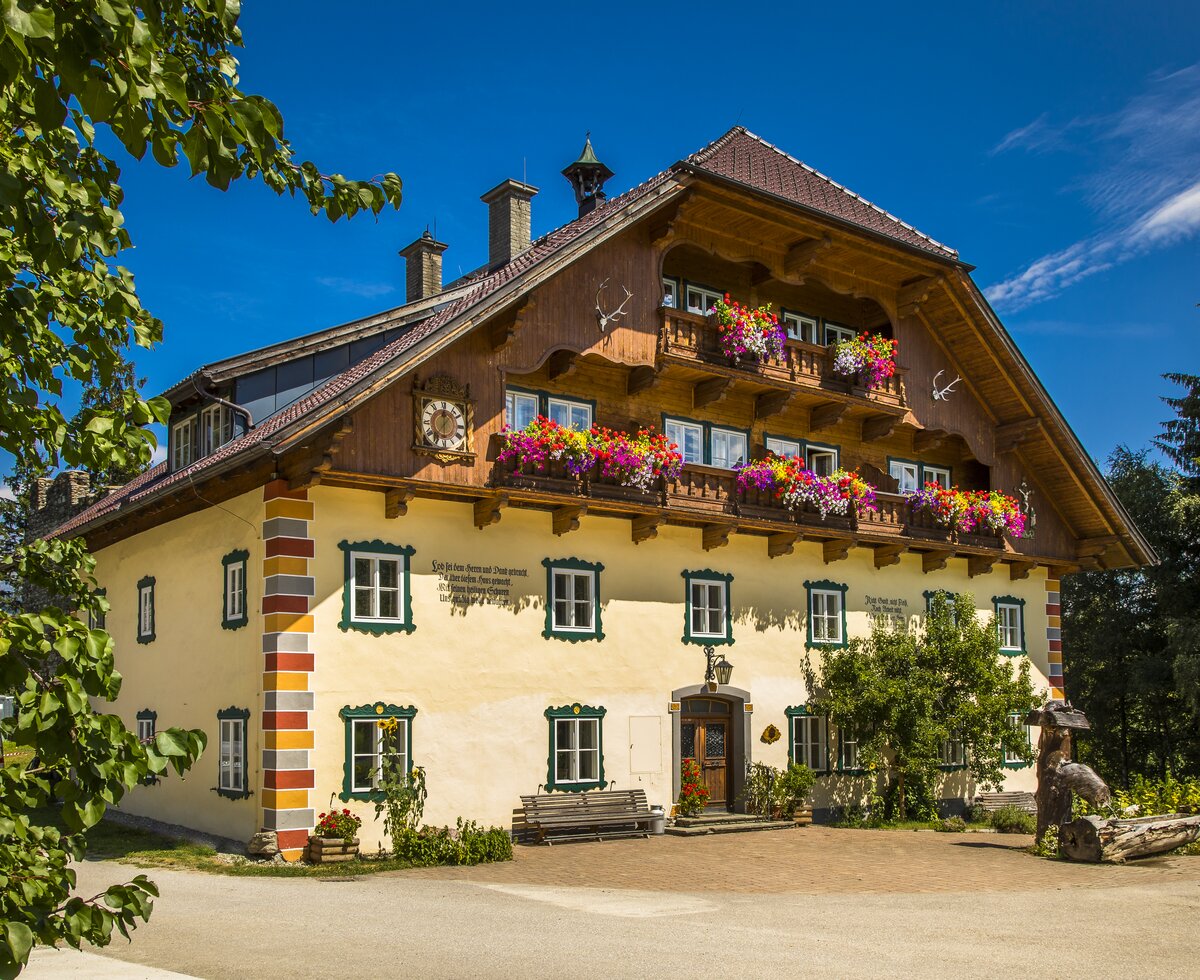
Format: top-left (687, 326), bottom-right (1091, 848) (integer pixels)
top-left (1027, 700), bottom-right (1101, 845)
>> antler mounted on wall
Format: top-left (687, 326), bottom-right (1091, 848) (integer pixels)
top-left (595, 279), bottom-right (632, 333)
top-left (932, 369), bottom-right (962, 401)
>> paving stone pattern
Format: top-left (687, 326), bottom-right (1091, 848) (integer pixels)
top-left (396, 826), bottom-right (1200, 894)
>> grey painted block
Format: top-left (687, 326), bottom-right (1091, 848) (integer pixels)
top-left (1046, 591), bottom-right (1060, 605)
top-left (262, 749), bottom-right (311, 771)
top-left (1046, 627), bottom-right (1061, 640)
top-left (262, 808), bottom-right (315, 831)
top-left (264, 574), bottom-right (316, 597)
top-left (262, 632), bottom-right (310, 654)
top-left (262, 517), bottom-right (309, 540)
top-left (264, 691), bottom-right (314, 712)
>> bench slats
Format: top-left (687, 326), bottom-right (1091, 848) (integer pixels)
top-left (520, 789), bottom-right (656, 844)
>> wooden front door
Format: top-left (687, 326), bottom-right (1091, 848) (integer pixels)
top-left (681, 698), bottom-right (732, 808)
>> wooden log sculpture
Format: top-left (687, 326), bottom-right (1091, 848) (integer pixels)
top-left (1028, 700), bottom-right (1100, 845)
top-left (1059, 813), bottom-right (1200, 863)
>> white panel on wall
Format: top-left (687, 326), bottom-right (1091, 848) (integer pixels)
top-left (629, 715), bottom-right (663, 774)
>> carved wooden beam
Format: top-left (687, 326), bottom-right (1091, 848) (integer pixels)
top-left (1076, 536), bottom-right (1119, 559)
top-left (823, 539), bottom-right (851, 564)
top-left (968, 554), bottom-right (997, 578)
top-left (631, 515), bottom-right (662, 545)
top-left (897, 276), bottom-right (943, 316)
top-left (783, 235), bottom-right (832, 278)
top-left (810, 402), bottom-right (848, 433)
top-left (754, 390), bottom-right (794, 421)
top-left (546, 349), bottom-right (578, 381)
top-left (1009, 560), bottom-right (1038, 581)
top-left (994, 418), bottom-right (1041, 455)
top-left (384, 487), bottom-right (415, 519)
top-left (627, 365), bottom-right (660, 396)
top-left (552, 504), bottom-right (586, 536)
top-left (473, 492), bottom-right (507, 530)
top-left (489, 296), bottom-right (536, 352)
top-left (873, 543), bottom-right (906, 569)
top-left (702, 523), bottom-right (735, 552)
top-left (768, 532), bottom-right (798, 559)
top-left (693, 376), bottom-right (733, 410)
top-left (922, 549), bottom-right (954, 574)
top-left (913, 428), bottom-right (949, 454)
top-left (861, 414), bottom-right (899, 443)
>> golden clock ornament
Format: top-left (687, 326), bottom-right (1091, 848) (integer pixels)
top-left (411, 375), bottom-right (475, 463)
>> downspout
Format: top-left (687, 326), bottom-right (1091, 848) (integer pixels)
top-left (192, 377), bottom-right (255, 431)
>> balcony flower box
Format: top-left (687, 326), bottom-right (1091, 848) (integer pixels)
top-left (831, 332), bottom-right (898, 390)
top-left (709, 296), bottom-right (786, 364)
top-left (735, 455), bottom-right (878, 521)
top-left (907, 484), bottom-right (1026, 540)
top-left (307, 836), bottom-right (360, 864)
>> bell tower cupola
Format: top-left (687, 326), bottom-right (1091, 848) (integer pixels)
top-left (562, 133), bottom-right (614, 218)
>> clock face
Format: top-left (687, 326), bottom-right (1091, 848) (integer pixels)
top-left (420, 398), bottom-right (467, 450)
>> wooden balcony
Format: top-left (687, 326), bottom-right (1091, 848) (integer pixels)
top-left (658, 309), bottom-right (907, 411)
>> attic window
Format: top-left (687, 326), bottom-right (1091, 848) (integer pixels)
top-left (200, 404), bottom-right (233, 456)
top-left (171, 418), bottom-right (196, 469)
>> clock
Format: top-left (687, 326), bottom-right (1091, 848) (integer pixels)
top-left (411, 375), bottom-right (475, 463)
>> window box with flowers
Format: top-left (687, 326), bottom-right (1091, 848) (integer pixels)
top-left (831, 332), bottom-right (898, 390)
top-left (907, 484), bottom-right (1025, 541)
top-left (735, 455), bottom-right (877, 526)
top-left (307, 808), bottom-right (362, 863)
top-left (708, 295), bottom-right (786, 364)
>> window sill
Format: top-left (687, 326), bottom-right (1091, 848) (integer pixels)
top-left (338, 789), bottom-right (385, 803)
top-left (136, 634), bottom-right (156, 645)
top-left (544, 780), bottom-right (607, 793)
top-left (806, 640), bottom-right (848, 651)
top-left (222, 616), bottom-right (249, 631)
top-left (682, 634), bottom-right (734, 647)
top-left (938, 764), bottom-right (968, 772)
top-left (999, 649), bottom-right (1025, 657)
top-left (213, 786), bottom-right (253, 801)
top-left (1001, 761), bottom-right (1032, 770)
top-left (543, 627), bottom-right (604, 643)
top-left (338, 618), bottom-right (415, 636)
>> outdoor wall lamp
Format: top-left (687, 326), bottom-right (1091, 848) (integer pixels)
top-left (704, 644), bottom-right (734, 691)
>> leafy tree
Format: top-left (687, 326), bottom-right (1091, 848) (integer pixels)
top-left (0, 2), bottom-right (401, 974)
top-left (804, 594), bottom-right (1038, 820)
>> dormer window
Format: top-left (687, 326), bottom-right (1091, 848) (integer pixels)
top-left (171, 418), bottom-right (196, 469)
top-left (685, 284), bottom-right (724, 315)
top-left (200, 404), bottom-right (233, 456)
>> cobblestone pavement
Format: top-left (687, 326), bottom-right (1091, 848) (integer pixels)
top-left (395, 825), bottom-right (1200, 893)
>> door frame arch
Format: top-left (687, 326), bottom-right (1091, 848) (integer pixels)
top-left (670, 683), bottom-right (753, 812)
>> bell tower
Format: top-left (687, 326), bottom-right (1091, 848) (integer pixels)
top-left (562, 133), bottom-right (614, 218)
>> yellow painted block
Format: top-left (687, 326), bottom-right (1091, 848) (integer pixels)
top-left (264, 613), bottom-right (314, 634)
top-left (262, 788), bottom-right (309, 810)
top-left (266, 730), bottom-right (315, 750)
top-left (1047, 654), bottom-right (1063, 664)
top-left (263, 556), bottom-right (308, 578)
top-left (280, 848), bottom-right (305, 862)
top-left (1048, 615), bottom-right (1061, 627)
top-left (265, 498), bottom-right (315, 521)
top-left (1045, 578), bottom-right (1061, 591)
top-left (263, 671), bottom-right (309, 692)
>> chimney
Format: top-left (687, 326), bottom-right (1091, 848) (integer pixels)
top-left (398, 229), bottom-right (449, 303)
top-left (480, 178), bottom-right (538, 270)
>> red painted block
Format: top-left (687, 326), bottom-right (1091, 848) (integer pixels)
top-left (262, 711), bottom-right (308, 731)
top-left (265, 652), bottom-right (315, 672)
top-left (1045, 603), bottom-right (1061, 616)
top-left (265, 537), bottom-right (315, 558)
top-left (263, 594), bottom-right (310, 615)
top-left (274, 829), bottom-right (310, 851)
top-left (1048, 639), bottom-right (1062, 652)
top-left (263, 480), bottom-right (308, 502)
top-left (265, 769), bottom-right (316, 789)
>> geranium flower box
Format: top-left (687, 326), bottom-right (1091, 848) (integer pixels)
top-left (307, 836), bottom-right (360, 863)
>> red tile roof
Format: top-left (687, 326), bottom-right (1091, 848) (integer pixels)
top-left (51, 128), bottom-right (959, 539)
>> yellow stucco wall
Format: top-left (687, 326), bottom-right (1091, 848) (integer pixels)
top-left (93, 491), bottom-right (262, 842)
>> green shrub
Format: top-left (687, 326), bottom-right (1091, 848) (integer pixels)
top-left (882, 771), bottom-right (937, 822)
top-left (390, 818), bottom-right (513, 866)
top-left (937, 816), bottom-right (967, 832)
top-left (966, 802), bottom-right (989, 824)
top-left (776, 763), bottom-right (816, 816)
top-left (1076, 774), bottom-right (1200, 818)
top-left (989, 806), bottom-right (1036, 835)
top-left (1031, 825), bottom-right (1059, 858)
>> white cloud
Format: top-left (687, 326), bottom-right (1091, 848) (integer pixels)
top-left (986, 64), bottom-right (1200, 312)
top-left (150, 444), bottom-right (167, 466)
top-left (0, 483), bottom-right (15, 502)
top-left (316, 276), bottom-right (396, 299)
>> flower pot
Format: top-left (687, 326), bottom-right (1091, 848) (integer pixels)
top-left (307, 836), bottom-right (360, 864)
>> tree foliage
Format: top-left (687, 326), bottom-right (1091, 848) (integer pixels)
top-left (804, 594), bottom-right (1039, 820)
top-left (0, 2), bottom-right (401, 973)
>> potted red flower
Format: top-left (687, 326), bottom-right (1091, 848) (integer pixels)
top-left (307, 808), bottom-right (363, 863)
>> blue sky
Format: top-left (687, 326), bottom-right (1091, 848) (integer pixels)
top-left (110, 0), bottom-right (1198, 467)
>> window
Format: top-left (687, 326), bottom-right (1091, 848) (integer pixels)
top-left (788, 708), bottom-right (827, 773)
top-left (505, 388), bottom-right (539, 431)
top-left (924, 589), bottom-right (958, 624)
top-left (765, 436), bottom-right (802, 459)
top-left (682, 569), bottom-right (733, 645)
top-left (171, 417), bottom-right (196, 469)
top-left (136, 575), bottom-right (155, 644)
top-left (662, 276), bottom-right (679, 308)
top-left (709, 427), bottom-right (747, 470)
top-left (1003, 711), bottom-right (1031, 766)
top-left (221, 549), bottom-right (249, 630)
top-left (199, 403), bottom-right (233, 456)
top-left (685, 284), bottom-right (724, 315)
top-left (993, 596), bottom-right (1026, 654)
top-left (923, 465), bottom-right (952, 490)
top-left (782, 311), bottom-right (819, 344)
top-left (88, 588), bottom-right (107, 630)
top-left (940, 736), bottom-right (965, 768)
top-left (136, 709), bottom-right (158, 785)
top-left (338, 541), bottom-right (415, 635)
top-left (665, 418), bottom-right (704, 465)
top-left (543, 558), bottom-right (603, 641)
top-left (805, 444), bottom-right (838, 477)
top-left (824, 322), bottom-right (856, 346)
top-left (889, 459), bottom-right (920, 494)
top-left (546, 396), bottom-right (592, 431)
top-left (338, 703), bottom-right (417, 801)
top-left (805, 579), bottom-right (848, 648)
top-left (216, 707), bottom-right (250, 799)
top-left (837, 724), bottom-right (861, 772)
top-left (544, 703), bottom-right (606, 791)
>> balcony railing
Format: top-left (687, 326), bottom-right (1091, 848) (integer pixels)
top-left (658, 309), bottom-right (907, 409)
top-left (492, 458), bottom-right (1003, 549)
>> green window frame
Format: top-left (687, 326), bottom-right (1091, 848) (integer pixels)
top-left (221, 548), bottom-right (249, 630)
top-left (835, 722), bottom-right (865, 774)
top-left (88, 588), bottom-right (107, 630)
top-left (542, 557), bottom-right (604, 642)
top-left (338, 540), bottom-right (415, 635)
top-left (662, 414), bottom-right (752, 470)
top-left (136, 709), bottom-right (159, 785)
top-left (805, 579), bottom-right (849, 649)
top-left (1002, 710), bottom-right (1033, 769)
top-left (215, 706), bottom-right (251, 800)
top-left (338, 702), bottom-right (418, 802)
top-left (786, 706), bottom-right (828, 774)
top-left (992, 595), bottom-right (1027, 655)
top-left (682, 279), bottom-right (725, 316)
top-left (779, 308), bottom-right (820, 345)
top-left (136, 575), bottom-right (156, 644)
top-left (939, 735), bottom-right (967, 771)
top-left (504, 386), bottom-right (598, 431)
top-left (544, 703), bottom-right (606, 792)
top-left (682, 569), bottom-right (734, 646)
top-left (661, 275), bottom-right (680, 309)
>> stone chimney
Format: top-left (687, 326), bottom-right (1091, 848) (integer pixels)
top-left (398, 229), bottom-right (449, 303)
top-left (27, 470), bottom-right (93, 541)
top-left (480, 178), bottom-right (538, 270)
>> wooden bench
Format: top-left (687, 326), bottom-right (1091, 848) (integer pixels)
top-left (974, 791), bottom-right (1037, 814)
top-left (520, 789), bottom-right (657, 844)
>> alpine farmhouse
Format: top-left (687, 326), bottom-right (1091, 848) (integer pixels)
top-left (41, 129), bottom-right (1153, 858)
